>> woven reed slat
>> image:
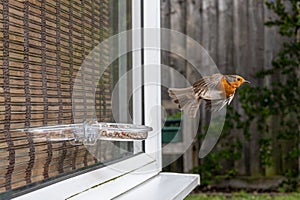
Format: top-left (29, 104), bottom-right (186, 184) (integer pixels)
top-left (0, 0), bottom-right (126, 196)
top-left (2, 0), bottom-right (15, 191)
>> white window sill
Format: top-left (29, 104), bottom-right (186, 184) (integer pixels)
top-left (115, 173), bottom-right (200, 200)
top-left (14, 154), bottom-right (159, 200)
top-left (15, 153), bottom-right (199, 200)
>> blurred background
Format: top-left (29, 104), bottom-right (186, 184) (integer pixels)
top-left (160, 0), bottom-right (300, 196)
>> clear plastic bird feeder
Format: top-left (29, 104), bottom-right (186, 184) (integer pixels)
top-left (16, 121), bottom-right (152, 145)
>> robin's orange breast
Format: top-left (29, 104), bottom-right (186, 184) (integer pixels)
top-left (221, 77), bottom-right (237, 98)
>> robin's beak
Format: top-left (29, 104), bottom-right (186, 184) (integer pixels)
top-left (244, 80), bottom-right (251, 84)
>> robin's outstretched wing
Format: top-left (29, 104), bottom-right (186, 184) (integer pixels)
top-left (193, 73), bottom-right (226, 100)
top-left (205, 93), bottom-right (235, 112)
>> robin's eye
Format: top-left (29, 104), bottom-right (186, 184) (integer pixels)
top-left (237, 78), bottom-right (241, 81)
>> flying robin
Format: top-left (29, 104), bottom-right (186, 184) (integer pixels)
top-left (168, 73), bottom-right (250, 117)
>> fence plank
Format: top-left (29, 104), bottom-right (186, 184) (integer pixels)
top-left (185, 0), bottom-right (203, 171)
top-left (169, 0), bottom-right (187, 76)
top-left (248, 0), bottom-right (265, 176)
top-left (202, 0), bottom-right (217, 63)
top-left (186, 0), bottom-right (202, 83)
top-left (217, 0), bottom-right (233, 73)
top-left (232, 0), bottom-right (249, 175)
top-left (263, 0), bottom-right (288, 176)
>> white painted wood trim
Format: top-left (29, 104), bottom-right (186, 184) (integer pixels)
top-left (115, 173), bottom-right (200, 200)
top-left (143, 0), bottom-right (162, 170)
top-left (132, 0), bottom-right (143, 153)
top-left (14, 154), bottom-right (157, 200)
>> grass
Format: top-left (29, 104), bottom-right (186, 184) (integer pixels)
top-left (185, 192), bottom-right (300, 200)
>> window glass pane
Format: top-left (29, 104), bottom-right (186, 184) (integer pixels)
top-left (0, 0), bottom-right (138, 198)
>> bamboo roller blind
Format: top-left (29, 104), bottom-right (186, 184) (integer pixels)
top-left (0, 0), bottom-right (116, 195)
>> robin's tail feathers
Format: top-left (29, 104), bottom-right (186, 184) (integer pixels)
top-left (168, 87), bottom-right (201, 118)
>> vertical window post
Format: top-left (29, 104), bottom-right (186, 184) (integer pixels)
top-left (143, 0), bottom-right (162, 170)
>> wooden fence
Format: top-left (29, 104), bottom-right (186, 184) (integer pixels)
top-left (161, 0), bottom-right (294, 177)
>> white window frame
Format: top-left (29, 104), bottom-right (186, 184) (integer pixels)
top-left (14, 0), bottom-right (161, 199)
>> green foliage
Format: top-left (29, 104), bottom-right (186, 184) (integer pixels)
top-left (279, 169), bottom-right (300, 192)
top-left (192, 0), bottom-right (300, 191)
top-left (258, 138), bottom-right (272, 166)
top-left (192, 152), bottom-right (239, 186)
top-left (236, 0), bottom-right (300, 190)
top-left (185, 192), bottom-right (300, 200)
top-left (167, 112), bottom-right (182, 119)
top-left (265, 0), bottom-right (300, 37)
top-left (193, 108), bottom-right (241, 186)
